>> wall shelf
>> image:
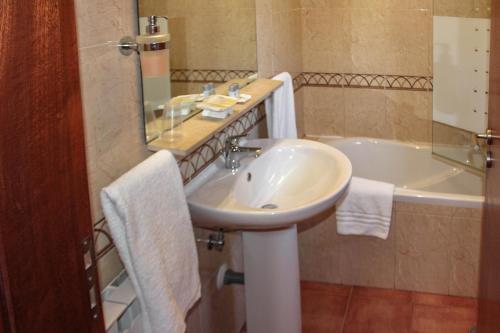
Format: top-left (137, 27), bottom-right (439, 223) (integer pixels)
top-left (147, 79), bottom-right (283, 157)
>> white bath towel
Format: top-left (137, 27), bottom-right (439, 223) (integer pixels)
top-left (100, 150), bottom-right (201, 333)
top-left (336, 177), bottom-right (395, 240)
top-left (265, 72), bottom-right (298, 139)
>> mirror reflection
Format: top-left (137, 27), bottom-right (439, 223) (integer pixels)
top-left (138, 0), bottom-right (258, 142)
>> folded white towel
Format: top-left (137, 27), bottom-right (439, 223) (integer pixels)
top-left (265, 72), bottom-right (298, 139)
top-left (336, 177), bottom-right (395, 240)
top-left (101, 150), bottom-right (201, 333)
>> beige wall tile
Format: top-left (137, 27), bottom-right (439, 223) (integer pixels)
top-left (395, 212), bottom-right (451, 294)
top-left (78, 45), bottom-right (150, 224)
top-left (338, 230), bottom-right (396, 289)
top-left (448, 217), bottom-right (481, 297)
top-left (299, 201), bottom-right (481, 297)
top-left (383, 9), bottom-right (432, 76)
top-left (299, 244), bottom-right (342, 283)
top-left (298, 211), bottom-right (342, 283)
top-left (295, 88), bottom-right (305, 137)
top-left (344, 88), bottom-right (389, 138)
top-left (302, 88), bottom-right (433, 142)
top-left (302, 8), bottom-right (352, 73)
top-left (350, 8), bottom-right (388, 74)
top-left (300, 0), bottom-right (350, 9)
top-left (303, 87), bottom-right (345, 136)
top-left (256, 0), bottom-right (303, 77)
top-left (435, 0), bottom-right (491, 18)
top-left (395, 201), bottom-right (457, 216)
top-left (385, 90), bottom-right (432, 143)
top-left (75, 0), bottom-right (137, 49)
top-left (196, 272), bottom-right (245, 333)
top-left (299, 0), bottom-right (434, 76)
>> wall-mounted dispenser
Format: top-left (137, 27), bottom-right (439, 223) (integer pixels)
top-left (119, 16), bottom-right (173, 142)
top-left (119, 16), bottom-right (170, 78)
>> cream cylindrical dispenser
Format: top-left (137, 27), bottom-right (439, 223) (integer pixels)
top-left (137, 16), bottom-right (170, 78)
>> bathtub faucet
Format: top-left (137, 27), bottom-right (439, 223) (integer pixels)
top-left (223, 134), bottom-right (262, 170)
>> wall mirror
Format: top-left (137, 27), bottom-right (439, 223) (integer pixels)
top-left (137, 0), bottom-right (258, 143)
top-left (432, 0), bottom-right (491, 171)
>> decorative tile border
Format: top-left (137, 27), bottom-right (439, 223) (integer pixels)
top-left (94, 103), bottom-right (266, 259)
top-left (171, 69), bottom-right (257, 83)
top-left (292, 74), bottom-right (303, 92)
top-left (170, 69), bottom-right (432, 91)
top-left (295, 72), bottom-right (433, 91)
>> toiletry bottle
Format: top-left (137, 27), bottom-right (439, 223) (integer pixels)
top-left (228, 83), bottom-right (240, 98)
top-left (203, 82), bottom-right (216, 98)
top-left (137, 16), bottom-right (170, 78)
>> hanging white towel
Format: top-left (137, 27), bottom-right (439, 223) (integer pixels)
top-left (101, 150), bottom-right (201, 333)
top-left (265, 72), bottom-right (298, 139)
top-left (336, 177), bottom-right (395, 240)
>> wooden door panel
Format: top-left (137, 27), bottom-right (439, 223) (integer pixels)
top-left (0, 1), bottom-right (104, 332)
top-left (478, 0), bottom-right (500, 331)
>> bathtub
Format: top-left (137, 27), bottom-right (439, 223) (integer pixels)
top-left (319, 137), bottom-right (484, 208)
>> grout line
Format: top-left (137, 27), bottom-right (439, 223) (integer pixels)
top-left (340, 286), bottom-right (355, 333)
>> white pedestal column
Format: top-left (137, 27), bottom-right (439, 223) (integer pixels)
top-left (242, 225), bottom-right (302, 333)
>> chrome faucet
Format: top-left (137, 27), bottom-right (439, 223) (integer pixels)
top-left (223, 134), bottom-right (262, 170)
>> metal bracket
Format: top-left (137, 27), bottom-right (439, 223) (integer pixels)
top-left (118, 36), bottom-right (139, 56)
top-left (82, 236), bottom-right (100, 321)
top-left (197, 229), bottom-right (225, 251)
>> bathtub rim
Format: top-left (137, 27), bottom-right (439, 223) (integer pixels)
top-left (314, 136), bottom-right (485, 209)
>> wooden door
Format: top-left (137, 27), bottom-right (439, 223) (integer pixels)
top-left (478, 0), bottom-right (500, 331)
top-left (0, 1), bottom-right (104, 332)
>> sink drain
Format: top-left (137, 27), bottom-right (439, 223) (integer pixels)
top-left (261, 204), bottom-right (278, 209)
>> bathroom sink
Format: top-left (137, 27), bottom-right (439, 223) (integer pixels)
top-left (186, 138), bottom-right (352, 230)
top-left (185, 138), bottom-right (352, 333)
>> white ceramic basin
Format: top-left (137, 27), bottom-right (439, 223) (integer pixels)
top-left (185, 138), bottom-right (352, 333)
top-left (186, 138), bottom-right (352, 230)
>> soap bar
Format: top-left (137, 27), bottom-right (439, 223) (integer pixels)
top-left (196, 95), bottom-right (238, 112)
top-left (201, 108), bottom-right (232, 119)
top-left (237, 93), bottom-right (252, 104)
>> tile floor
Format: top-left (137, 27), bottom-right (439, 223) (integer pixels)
top-left (301, 281), bottom-right (478, 333)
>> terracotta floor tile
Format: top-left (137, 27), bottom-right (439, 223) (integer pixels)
top-left (297, 282), bottom-right (479, 333)
top-left (301, 283), bottom-right (351, 333)
top-left (412, 304), bottom-right (478, 333)
top-left (412, 291), bottom-right (478, 309)
top-left (343, 290), bottom-right (413, 333)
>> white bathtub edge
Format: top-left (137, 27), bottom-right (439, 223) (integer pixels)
top-left (395, 188), bottom-right (484, 209)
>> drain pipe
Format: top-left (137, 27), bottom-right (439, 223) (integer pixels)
top-left (216, 264), bottom-right (244, 289)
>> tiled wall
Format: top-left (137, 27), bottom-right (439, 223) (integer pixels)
top-left (256, 0), bottom-right (305, 136)
top-left (74, 0), bottom-right (150, 286)
top-left (295, 0), bottom-right (491, 142)
top-left (301, 1), bottom-right (432, 76)
top-left (74, 1), bottom-right (249, 332)
top-left (299, 0), bottom-right (434, 142)
top-left (435, 0), bottom-right (491, 18)
top-left (303, 87), bottom-right (432, 142)
top-left (298, 202), bottom-right (482, 298)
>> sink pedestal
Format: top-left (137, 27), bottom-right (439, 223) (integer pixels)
top-left (242, 225), bottom-right (302, 333)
